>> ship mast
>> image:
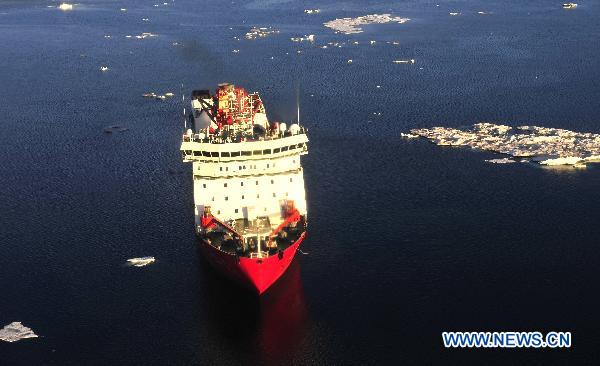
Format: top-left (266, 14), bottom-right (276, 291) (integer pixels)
top-left (181, 83), bottom-right (186, 130)
top-left (296, 84), bottom-right (300, 125)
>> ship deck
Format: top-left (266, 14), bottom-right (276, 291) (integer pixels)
top-left (201, 216), bottom-right (306, 259)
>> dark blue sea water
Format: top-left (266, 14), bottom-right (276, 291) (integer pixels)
top-left (2, 0), bottom-right (600, 364)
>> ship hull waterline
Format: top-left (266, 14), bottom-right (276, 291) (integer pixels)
top-left (198, 232), bottom-right (306, 295)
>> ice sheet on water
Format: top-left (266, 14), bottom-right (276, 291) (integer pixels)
top-left (409, 123), bottom-right (600, 167)
top-left (324, 14), bottom-right (410, 35)
top-left (127, 256), bottom-right (155, 267)
top-left (485, 158), bottom-right (517, 164)
top-left (0, 322), bottom-right (38, 342)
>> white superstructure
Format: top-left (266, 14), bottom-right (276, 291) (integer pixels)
top-left (180, 84), bottom-right (308, 233)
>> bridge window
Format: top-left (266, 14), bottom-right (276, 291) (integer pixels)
top-left (241, 182), bottom-right (244, 186)
top-left (242, 151), bottom-right (251, 156)
top-left (281, 146), bottom-right (289, 152)
top-left (272, 193), bottom-right (276, 197)
top-left (203, 184), bottom-right (206, 188)
top-left (271, 179), bottom-right (274, 184)
top-left (202, 151), bottom-right (210, 157)
top-left (253, 150), bottom-right (262, 155)
top-left (224, 183), bottom-right (227, 187)
top-left (235, 209), bottom-right (238, 213)
top-left (210, 152), bottom-right (218, 157)
top-left (225, 196), bottom-right (228, 201)
top-left (263, 149), bottom-right (271, 154)
top-left (231, 151), bottom-right (240, 157)
top-left (241, 195), bottom-right (245, 199)
top-left (221, 152), bottom-right (230, 157)
top-left (193, 151), bottom-right (201, 156)
top-left (274, 148), bottom-right (281, 153)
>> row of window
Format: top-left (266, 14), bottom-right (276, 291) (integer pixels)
top-left (203, 177), bottom-right (293, 189)
top-left (211, 206), bottom-right (272, 215)
top-left (185, 143), bottom-right (306, 158)
top-left (217, 161), bottom-right (292, 172)
top-left (209, 191), bottom-right (290, 202)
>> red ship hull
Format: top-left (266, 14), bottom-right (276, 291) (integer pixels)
top-left (199, 232), bottom-right (306, 294)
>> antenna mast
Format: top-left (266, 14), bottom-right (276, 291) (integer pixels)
top-left (296, 83), bottom-right (300, 125)
top-left (181, 83), bottom-right (186, 130)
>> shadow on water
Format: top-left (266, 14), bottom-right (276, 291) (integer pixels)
top-left (198, 252), bottom-right (310, 365)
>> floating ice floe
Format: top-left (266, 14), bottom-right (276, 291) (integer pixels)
top-left (324, 14), bottom-right (410, 35)
top-left (290, 34), bottom-right (315, 42)
top-left (58, 3), bottom-right (73, 11)
top-left (449, 12), bottom-right (461, 16)
top-left (245, 27), bottom-right (279, 40)
top-left (539, 156), bottom-right (582, 166)
top-left (477, 11), bottom-right (490, 15)
top-left (127, 257), bottom-right (155, 267)
top-left (393, 59), bottom-right (415, 64)
top-left (232, 49), bottom-right (240, 53)
top-left (120, 8), bottom-right (127, 12)
top-left (104, 35), bottom-right (111, 38)
top-left (0, 322), bottom-right (38, 343)
top-left (142, 18), bottom-right (150, 22)
top-left (103, 125), bottom-right (128, 133)
top-left (485, 158), bottom-right (517, 164)
top-left (400, 132), bottom-right (419, 139)
top-left (304, 9), bottom-right (321, 14)
top-left (100, 66), bottom-right (109, 72)
top-left (410, 122), bottom-right (600, 167)
top-left (125, 32), bottom-right (157, 40)
top-left (143, 92), bottom-right (174, 100)
top-left (563, 3), bottom-right (578, 9)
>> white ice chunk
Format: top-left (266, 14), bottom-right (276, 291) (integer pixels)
top-left (58, 3), bottom-right (73, 11)
top-left (127, 257), bottom-right (155, 267)
top-left (539, 157), bottom-right (582, 166)
top-left (0, 322), bottom-right (38, 343)
top-left (485, 158), bottom-right (517, 164)
top-left (324, 14), bottom-right (410, 35)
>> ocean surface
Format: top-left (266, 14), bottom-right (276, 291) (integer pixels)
top-left (1, 0), bottom-right (600, 364)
